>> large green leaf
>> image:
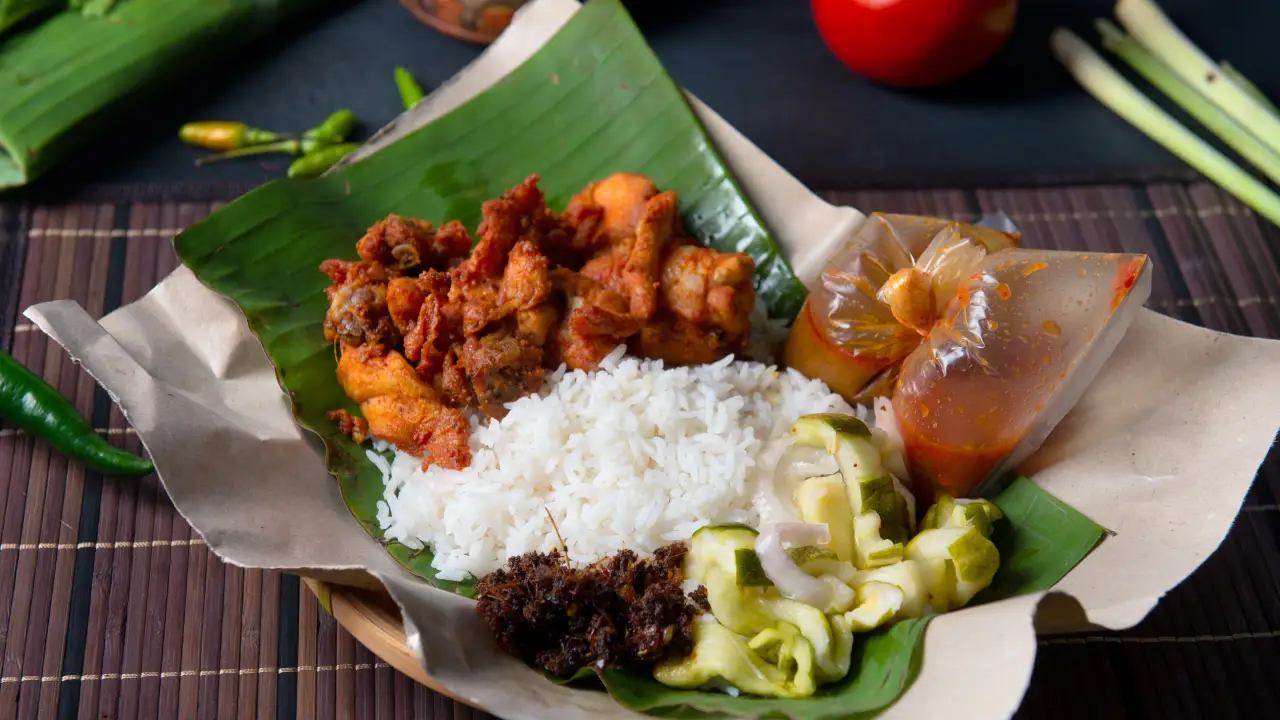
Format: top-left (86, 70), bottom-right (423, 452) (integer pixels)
top-left (174, 0), bottom-right (807, 593)
top-left (0, 0), bottom-right (337, 188)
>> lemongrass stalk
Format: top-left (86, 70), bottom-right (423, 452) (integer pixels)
top-left (1219, 61), bottom-right (1280, 118)
top-left (1115, 0), bottom-right (1280, 157)
top-left (1051, 28), bottom-right (1280, 227)
top-left (1095, 20), bottom-right (1280, 185)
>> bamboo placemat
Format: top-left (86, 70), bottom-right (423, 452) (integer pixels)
top-left (0, 177), bottom-right (1277, 719)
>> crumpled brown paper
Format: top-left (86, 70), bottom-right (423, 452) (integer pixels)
top-left (23, 1), bottom-right (1280, 718)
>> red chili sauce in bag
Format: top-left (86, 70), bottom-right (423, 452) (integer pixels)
top-left (893, 251), bottom-right (1150, 502)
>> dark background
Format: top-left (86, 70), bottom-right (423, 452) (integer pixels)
top-left (23, 0), bottom-right (1280, 193)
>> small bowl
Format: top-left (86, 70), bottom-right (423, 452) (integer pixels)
top-left (401, 0), bottom-right (528, 45)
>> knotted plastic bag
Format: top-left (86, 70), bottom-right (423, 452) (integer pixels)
top-left (784, 213), bottom-right (1021, 402)
top-left (785, 212), bottom-right (1152, 501)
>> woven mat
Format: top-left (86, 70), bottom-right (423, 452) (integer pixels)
top-left (1, 178), bottom-right (1277, 720)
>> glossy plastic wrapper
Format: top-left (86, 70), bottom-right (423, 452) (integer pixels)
top-left (895, 249), bottom-right (1151, 501)
top-left (785, 212), bottom-right (1152, 500)
top-left (784, 212), bottom-right (1021, 402)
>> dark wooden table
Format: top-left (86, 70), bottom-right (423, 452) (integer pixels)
top-left (16, 0), bottom-right (1280, 196)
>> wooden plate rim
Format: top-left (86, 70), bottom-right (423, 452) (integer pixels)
top-left (303, 578), bottom-right (476, 704)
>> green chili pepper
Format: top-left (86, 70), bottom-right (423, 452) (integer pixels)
top-left (0, 349), bottom-right (152, 476)
top-left (395, 67), bottom-right (426, 110)
top-left (75, 0), bottom-right (118, 17)
top-left (179, 121), bottom-right (281, 151)
top-left (194, 136), bottom-right (333, 166)
top-left (303, 110), bottom-right (358, 144)
top-left (287, 143), bottom-right (361, 179)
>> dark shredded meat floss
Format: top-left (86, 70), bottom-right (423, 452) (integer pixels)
top-left (474, 542), bottom-right (709, 677)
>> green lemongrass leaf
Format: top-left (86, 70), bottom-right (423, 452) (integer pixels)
top-left (173, 0), bottom-right (806, 592)
top-left (0, 0), bottom-right (337, 189)
top-left (1051, 28), bottom-right (1280, 227)
top-left (1114, 0), bottom-right (1280, 158)
top-left (1218, 61), bottom-right (1280, 118)
top-left (1096, 20), bottom-right (1280, 185)
top-left (0, 0), bottom-right (61, 37)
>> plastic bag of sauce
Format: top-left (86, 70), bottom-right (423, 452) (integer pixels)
top-left (895, 249), bottom-right (1150, 501)
top-left (784, 212), bottom-right (1151, 501)
top-left (783, 213), bottom-right (1020, 402)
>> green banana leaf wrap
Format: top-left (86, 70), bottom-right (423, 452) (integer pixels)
top-left (0, 0), bottom-right (342, 189)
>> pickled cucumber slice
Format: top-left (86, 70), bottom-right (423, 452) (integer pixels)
top-left (734, 546), bottom-right (841, 587)
top-left (853, 559), bottom-right (943, 619)
top-left (906, 526), bottom-right (1001, 607)
top-left (844, 581), bottom-right (904, 631)
top-left (654, 620), bottom-right (816, 698)
top-left (748, 622), bottom-right (817, 696)
top-left (921, 495), bottom-right (1003, 538)
top-left (796, 474), bottom-right (855, 562)
top-left (853, 512), bottom-right (905, 569)
top-left (791, 414), bottom-right (912, 543)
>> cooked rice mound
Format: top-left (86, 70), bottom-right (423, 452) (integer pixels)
top-left (372, 348), bottom-right (852, 581)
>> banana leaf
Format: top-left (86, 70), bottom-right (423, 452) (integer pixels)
top-left (172, 0), bottom-right (1105, 714)
top-left (0, 0), bottom-right (340, 189)
top-left (0, 0), bottom-right (61, 36)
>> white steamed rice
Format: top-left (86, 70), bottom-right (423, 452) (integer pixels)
top-left (372, 342), bottom-right (854, 582)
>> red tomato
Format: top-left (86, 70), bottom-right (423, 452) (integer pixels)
top-left (811, 0), bottom-right (1019, 88)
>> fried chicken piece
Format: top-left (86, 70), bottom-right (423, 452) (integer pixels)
top-left (659, 244), bottom-right (756, 341)
top-left (550, 270), bottom-right (642, 370)
top-left (567, 173), bottom-right (658, 246)
top-left (482, 240), bottom-right (561, 347)
top-left (386, 276), bottom-right (424, 336)
top-left (387, 271), bottom-right (458, 375)
top-left (360, 394), bottom-right (471, 470)
top-left (336, 344), bottom-right (434, 403)
top-left (432, 220), bottom-right (476, 265)
top-left (496, 240), bottom-right (552, 312)
top-left (516, 304), bottom-right (559, 347)
top-left (450, 181), bottom-right (560, 336)
top-left (578, 237), bottom-right (631, 293)
top-left (437, 348), bottom-right (472, 408)
top-left (459, 175), bottom-right (548, 282)
top-left (449, 274), bottom-right (501, 337)
top-left (620, 191), bottom-right (680, 321)
top-left (631, 245), bottom-right (755, 365)
top-left (356, 215), bottom-right (471, 273)
top-left (335, 344), bottom-right (470, 469)
top-left (456, 334), bottom-right (546, 418)
top-left (559, 194), bottom-right (605, 259)
top-left (326, 409), bottom-right (368, 444)
top-left (630, 315), bottom-right (731, 366)
top-left (320, 259), bottom-right (397, 348)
